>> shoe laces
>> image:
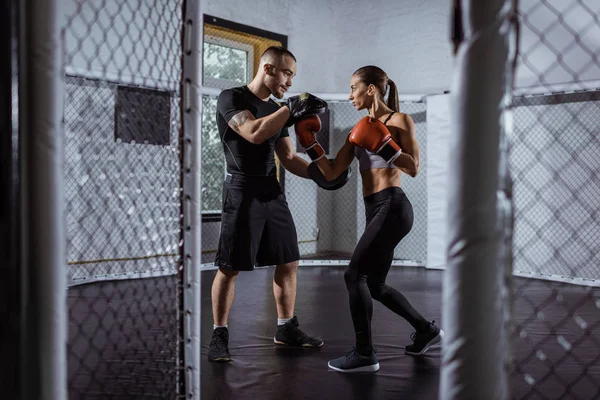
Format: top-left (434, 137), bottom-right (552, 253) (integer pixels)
top-left (346, 347), bottom-right (361, 361)
top-left (348, 347), bottom-right (375, 359)
top-left (210, 330), bottom-right (228, 350)
top-left (411, 320), bottom-right (437, 342)
top-left (287, 324), bottom-right (309, 342)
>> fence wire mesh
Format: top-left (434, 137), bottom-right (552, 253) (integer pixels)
top-left (510, 1), bottom-right (600, 398)
top-left (63, 0), bottom-right (185, 398)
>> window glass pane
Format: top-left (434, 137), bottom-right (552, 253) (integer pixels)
top-left (201, 96), bottom-right (225, 213)
top-left (203, 42), bottom-right (248, 84)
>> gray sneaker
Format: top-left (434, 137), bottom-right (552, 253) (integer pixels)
top-left (405, 320), bottom-right (444, 356)
top-left (328, 348), bottom-right (379, 373)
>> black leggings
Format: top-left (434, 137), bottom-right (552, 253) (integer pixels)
top-left (344, 187), bottom-right (428, 354)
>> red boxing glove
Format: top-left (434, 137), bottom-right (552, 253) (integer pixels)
top-left (349, 116), bottom-right (401, 163)
top-left (294, 115), bottom-right (325, 161)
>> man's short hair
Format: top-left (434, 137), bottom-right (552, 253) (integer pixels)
top-left (260, 46), bottom-right (296, 64)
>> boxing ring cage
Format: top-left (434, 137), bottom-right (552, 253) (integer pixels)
top-left (5, 0), bottom-right (600, 399)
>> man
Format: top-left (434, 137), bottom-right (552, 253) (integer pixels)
top-left (208, 46), bottom-right (329, 362)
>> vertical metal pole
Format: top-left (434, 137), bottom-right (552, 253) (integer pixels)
top-left (182, 0), bottom-right (203, 398)
top-left (19, 0), bottom-right (67, 398)
top-left (0, 0), bottom-right (21, 395)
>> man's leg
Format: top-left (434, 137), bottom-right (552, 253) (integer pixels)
top-left (273, 260), bottom-right (297, 319)
top-left (271, 259), bottom-right (323, 348)
top-left (259, 188), bottom-right (323, 348)
top-left (208, 268), bottom-right (239, 362)
top-left (212, 268), bottom-right (239, 326)
top-left (209, 174), bottom-right (263, 362)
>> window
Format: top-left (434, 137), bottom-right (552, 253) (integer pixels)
top-left (203, 35), bottom-right (254, 89)
top-left (201, 15), bottom-right (288, 219)
top-left (201, 95), bottom-right (225, 215)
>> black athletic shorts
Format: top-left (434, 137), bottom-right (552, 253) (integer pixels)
top-left (214, 173), bottom-right (300, 271)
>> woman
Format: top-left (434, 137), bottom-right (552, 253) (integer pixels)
top-left (295, 65), bottom-right (443, 373)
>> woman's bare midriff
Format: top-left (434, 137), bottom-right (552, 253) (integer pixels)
top-left (360, 168), bottom-right (402, 197)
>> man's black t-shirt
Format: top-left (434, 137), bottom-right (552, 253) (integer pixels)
top-left (216, 85), bottom-right (289, 176)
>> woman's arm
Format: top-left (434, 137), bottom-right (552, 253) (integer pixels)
top-left (315, 135), bottom-right (355, 181)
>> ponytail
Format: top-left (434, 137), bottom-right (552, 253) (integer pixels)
top-left (386, 79), bottom-right (400, 112)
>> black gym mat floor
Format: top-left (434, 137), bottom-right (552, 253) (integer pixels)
top-left (66, 266), bottom-right (600, 399)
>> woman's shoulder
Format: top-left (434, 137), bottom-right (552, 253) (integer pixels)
top-left (387, 112), bottom-right (415, 131)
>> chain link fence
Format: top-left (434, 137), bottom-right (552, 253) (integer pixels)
top-left (509, 0), bottom-right (600, 398)
top-left (63, 0), bottom-right (185, 398)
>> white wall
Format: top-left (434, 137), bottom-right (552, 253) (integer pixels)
top-left (426, 94), bottom-right (451, 269)
top-left (201, 0), bottom-right (339, 93)
top-left (331, 0), bottom-right (454, 95)
top-left (201, 0), bottom-right (454, 94)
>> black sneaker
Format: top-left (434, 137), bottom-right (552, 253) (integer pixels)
top-left (208, 327), bottom-right (231, 362)
top-left (274, 316), bottom-right (324, 347)
top-left (405, 320), bottom-right (444, 356)
top-left (328, 348), bottom-right (380, 373)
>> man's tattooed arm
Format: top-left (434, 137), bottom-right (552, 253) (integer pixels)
top-left (225, 106), bottom-right (290, 144)
top-left (228, 110), bottom-right (253, 134)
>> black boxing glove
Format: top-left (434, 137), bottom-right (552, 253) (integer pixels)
top-left (285, 92), bottom-right (328, 127)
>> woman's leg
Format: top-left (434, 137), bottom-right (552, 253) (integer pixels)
top-left (344, 192), bottom-right (417, 354)
top-left (367, 261), bottom-right (430, 332)
top-left (344, 251), bottom-right (374, 355)
top-left (327, 218), bottom-right (383, 373)
top-left (363, 193), bottom-right (442, 356)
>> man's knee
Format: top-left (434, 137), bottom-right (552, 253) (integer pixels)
top-left (275, 260), bottom-right (299, 275)
top-left (217, 268), bottom-right (239, 280)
